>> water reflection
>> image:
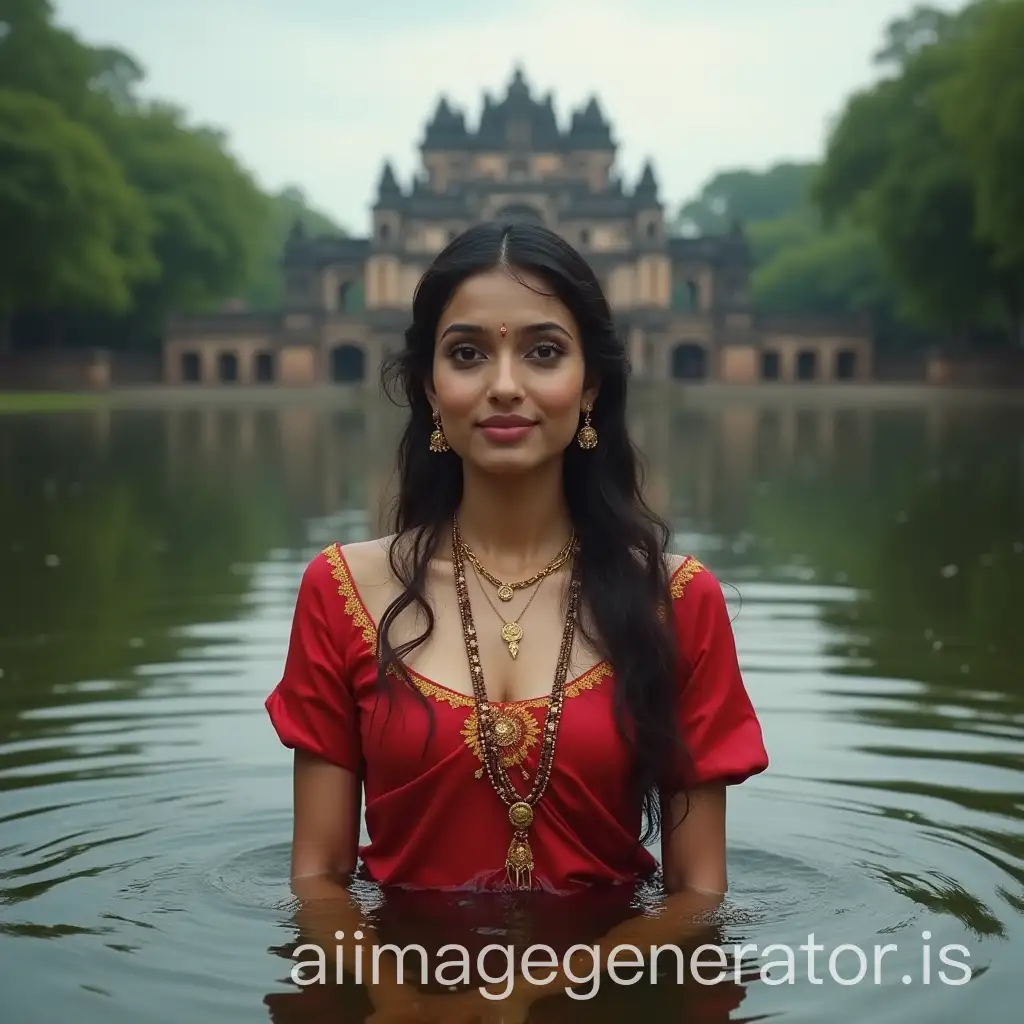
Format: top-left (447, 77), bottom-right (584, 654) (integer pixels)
top-left (262, 878), bottom-right (755, 1023)
top-left (0, 394), bottom-right (1021, 1023)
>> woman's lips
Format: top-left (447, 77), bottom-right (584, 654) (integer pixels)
top-left (477, 417), bottom-right (537, 443)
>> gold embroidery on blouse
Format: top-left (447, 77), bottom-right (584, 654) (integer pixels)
top-left (460, 704), bottom-right (541, 779)
top-left (456, 663), bottom-right (613, 778)
top-left (322, 542), bottom-right (378, 653)
top-left (409, 678), bottom-right (473, 710)
top-left (657, 556), bottom-right (705, 620)
top-left (670, 556), bottom-right (705, 599)
top-left (321, 542), bottom-right (614, 711)
top-left (565, 660), bottom-right (612, 698)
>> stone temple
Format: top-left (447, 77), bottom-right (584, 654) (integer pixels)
top-left (162, 66), bottom-right (871, 388)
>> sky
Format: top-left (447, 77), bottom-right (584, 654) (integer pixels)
top-left (53, 0), bottom-right (960, 236)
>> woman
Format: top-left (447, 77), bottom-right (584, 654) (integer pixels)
top-left (265, 221), bottom-right (768, 1021)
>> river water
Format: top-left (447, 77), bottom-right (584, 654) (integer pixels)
top-left (0, 394), bottom-right (1021, 1022)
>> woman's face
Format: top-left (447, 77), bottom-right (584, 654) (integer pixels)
top-left (426, 267), bottom-right (597, 476)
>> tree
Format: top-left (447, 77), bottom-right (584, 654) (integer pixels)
top-left (745, 213), bottom-right (820, 267)
top-left (245, 186), bottom-right (344, 311)
top-left (812, 1), bottom-right (1012, 340)
top-left (0, 0), bottom-right (279, 348)
top-left (0, 0), bottom-right (110, 122)
top-left (936, 0), bottom-right (1024, 340)
top-left (752, 224), bottom-right (888, 316)
top-left (0, 89), bottom-right (155, 343)
top-left (91, 101), bottom-right (269, 326)
top-left (88, 45), bottom-right (146, 112)
top-left (672, 162), bottom-right (818, 236)
top-left (872, 3), bottom-right (958, 67)
top-left (868, 126), bottom-right (998, 332)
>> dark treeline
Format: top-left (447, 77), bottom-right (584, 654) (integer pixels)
top-left (1, 0), bottom-right (1022, 354)
top-left (672, 0), bottom-right (1024, 353)
top-left (0, 0), bottom-right (341, 352)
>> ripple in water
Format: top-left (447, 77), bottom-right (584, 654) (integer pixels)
top-left (205, 840), bottom-right (297, 912)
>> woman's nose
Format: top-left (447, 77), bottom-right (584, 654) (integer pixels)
top-left (488, 351), bottom-right (524, 399)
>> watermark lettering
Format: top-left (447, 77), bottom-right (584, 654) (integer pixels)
top-left (288, 930), bottom-right (973, 999)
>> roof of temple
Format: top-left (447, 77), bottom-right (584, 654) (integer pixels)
top-left (420, 65), bottom-right (614, 152)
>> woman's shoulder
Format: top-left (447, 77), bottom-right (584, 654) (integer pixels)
top-left (289, 535), bottom-right (397, 627)
top-left (297, 534), bottom-right (395, 583)
top-left (661, 551), bottom-right (740, 658)
top-left (335, 534), bottom-right (396, 582)
top-left (664, 551), bottom-right (718, 604)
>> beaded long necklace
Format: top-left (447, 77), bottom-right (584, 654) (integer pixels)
top-left (451, 517), bottom-right (582, 890)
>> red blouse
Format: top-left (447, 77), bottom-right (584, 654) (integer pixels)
top-left (265, 543), bottom-right (768, 894)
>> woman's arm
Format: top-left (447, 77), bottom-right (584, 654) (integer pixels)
top-left (287, 750), bottom-right (415, 1014)
top-left (661, 782), bottom-right (727, 896)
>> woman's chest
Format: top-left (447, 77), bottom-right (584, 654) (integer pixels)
top-left (355, 666), bottom-right (632, 797)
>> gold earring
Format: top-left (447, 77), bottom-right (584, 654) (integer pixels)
top-left (577, 403), bottom-right (597, 449)
top-left (429, 409), bottom-right (450, 452)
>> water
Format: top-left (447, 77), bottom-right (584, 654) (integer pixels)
top-left (1, 394), bottom-right (1021, 1022)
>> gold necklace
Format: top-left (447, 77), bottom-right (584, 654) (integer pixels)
top-left (459, 534), bottom-right (575, 602)
top-left (451, 517), bottom-right (581, 889)
top-left (466, 558), bottom-right (545, 659)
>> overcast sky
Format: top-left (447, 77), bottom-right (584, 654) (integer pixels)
top-left (53, 0), bottom-right (958, 235)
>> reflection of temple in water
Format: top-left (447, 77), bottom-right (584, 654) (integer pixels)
top-left (153, 398), bottom-right (909, 540)
top-left (635, 402), bottom-right (880, 529)
top-left (162, 401), bottom-right (402, 533)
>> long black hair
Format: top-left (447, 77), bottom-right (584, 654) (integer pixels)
top-left (377, 220), bottom-right (689, 846)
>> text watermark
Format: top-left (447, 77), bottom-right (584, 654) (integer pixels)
top-left (290, 930), bottom-right (972, 999)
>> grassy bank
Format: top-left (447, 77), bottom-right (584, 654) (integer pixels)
top-left (2, 383), bottom-right (1023, 414)
top-left (0, 392), bottom-right (110, 413)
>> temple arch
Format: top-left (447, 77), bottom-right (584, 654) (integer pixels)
top-left (330, 343), bottom-right (365, 382)
top-left (670, 342), bottom-right (707, 380)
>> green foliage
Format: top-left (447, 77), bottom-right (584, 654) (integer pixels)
top-left (245, 186), bottom-right (343, 312)
top-left (0, 0), bottom-right (346, 349)
top-left (673, 160), bottom-right (907, 338)
top-left (813, 25), bottom-right (991, 330)
top-left (745, 214), bottom-right (820, 266)
top-left (87, 46), bottom-right (146, 112)
top-left (671, 0), bottom-right (1024, 351)
top-left (936, 0), bottom-right (1024, 279)
top-left (871, 3), bottom-right (960, 68)
top-left (751, 224), bottom-right (890, 318)
top-left (812, 0), bottom-right (1023, 341)
top-left (869, 134), bottom-right (996, 329)
top-left (673, 162), bottom-right (818, 236)
top-left (0, 88), bottom-right (156, 314)
top-left (93, 102), bottom-right (269, 317)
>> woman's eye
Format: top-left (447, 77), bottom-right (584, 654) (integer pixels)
top-left (532, 343), bottom-right (562, 360)
top-left (450, 345), bottom-right (481, 362)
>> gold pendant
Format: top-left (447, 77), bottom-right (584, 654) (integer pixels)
top-left (492, 713), bottom-right (521, 748)
top-left (497, 584), bottom-right (514, 602)
top-left (506, 836), bottom-right (532, 888)
top-left (500, 621), bottom-right (523, 659)
top-left (506, 802), bottom-right (535, 888)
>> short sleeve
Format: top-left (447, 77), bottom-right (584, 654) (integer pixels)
top-left (264, 548), bottom-right (362, 773)
top-left (665, 559), bottom-right (768, 792)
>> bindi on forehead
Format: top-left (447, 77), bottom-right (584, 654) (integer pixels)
top-left (438, 272), bottom-right (579, 342)
top-left (438, 320), bottom-right (575, 344)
